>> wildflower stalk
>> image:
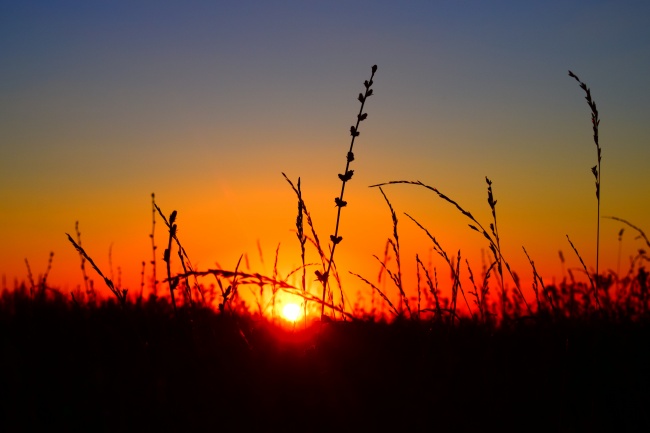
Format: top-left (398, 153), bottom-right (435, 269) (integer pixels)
top-left (317, 64), bottom-right (377, 319)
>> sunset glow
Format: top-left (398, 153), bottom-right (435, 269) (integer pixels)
top-left (282, 303), bottom-right (302, 322)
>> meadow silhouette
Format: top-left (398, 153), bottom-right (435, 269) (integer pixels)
top-left (2, 65), bottom-right (650, 432)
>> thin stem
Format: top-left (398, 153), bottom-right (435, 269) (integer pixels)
top-left (150, 193), bottom-right (158, 296)
top-left (319, 65), bottom-right (377, 319)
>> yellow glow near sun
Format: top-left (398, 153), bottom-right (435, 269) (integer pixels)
top-left (282, 303), bottom-right (302, 322)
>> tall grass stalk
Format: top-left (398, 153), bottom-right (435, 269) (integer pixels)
top-left (568, 70), bottom-right (602, 307)
top-left (295, 178), bottom-right (307, 324)
top-left (566, 234), bottom-right (597, 309)
top-left (616, 227), bottom-right (624, 287)
top-left (449, 250), bottom-right (461, 326)
top-left (74, 221), bottom-right (92, 299)
top-left (415, 254), bottom-right (441, 318)
top-left (271, 243), bottom-right (281, 321)
top-left (283, 173), bottom-right (325, 324)
top-left (161, 209), bottom-right (178, 311)
top-left (466, 258), bottom-right (495, 323)
top-left (350, 271), bottom-right (400, 317)
top-left (416, 254), bottom-right (422, 319)
top-left (606, 217), bottom-right (649, 302)
top-left (405, 212), bottom-right (473, 320)
top-left (24, 259), bottom-right (35, 297)
top-left (485, 177), bottom-right (506, 305)
top-left (318, 64), bottom-right (377, 319)
top-left (605, 216), bottom-right (650, 250)
top-left (523, 246), bottom-right (557, 315)
top-left (66, 234), bottom-right (127, 305)
top-left (139, 260), bottom-right (146, 302)
top-left (376, 186), bottom-right (410, 317)
top-left (23, 252), bottom-right (54, 299)
top-left (150, 193), bottom-right (158, 297)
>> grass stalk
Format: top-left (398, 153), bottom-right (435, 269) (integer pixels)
top-left (24, 258), bottom-right (35, 297)
top-left (295, 178), bottom-right (308, 325)
top-left (466, 258), bottom-right (495, 323)
top-left (485, 177), bottom-right (506, 306)
top-left (150, 193), bottom-right (158, 296)
top-left (350, 271), bottom-right (400, 317)
top-left (66, 233), bottom-right (127, 305)
top-left (405, 212), bottom-right (473, 321)
top-left (449, 250), bottom-right (461, 327)
top-left (523, 247), bottom-right (557, 315)
top-left (566, 234), bottom-right (597, 310)
top-left (161, 210), bottom-right (178, 311)
top-left (139, 260), bottom-right (146, 302)
top-left (74, 221), bottom-right (92, 300)
top-left (283, 173), bottom-right (325, 324)
top-left (605, 216), bottom-right (650, 250)
top-left (377, 186), bottom-right (410, 317)
top-left (153, 198), bottom-right (205, 306)
top-left (568, 70), bottom-right (602, 307)
top-left (272, 243), bottom-right (281, 321)
top-left (416, 254), bottom-right (441, 318)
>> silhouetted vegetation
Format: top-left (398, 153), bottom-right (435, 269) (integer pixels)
top-left (2, 281), bottom-right (650, 432)
top-left (3, 66), bottom-right (650, 431)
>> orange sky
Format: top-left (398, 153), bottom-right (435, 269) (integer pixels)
top-left (2, 1), bottom-right (650, 317)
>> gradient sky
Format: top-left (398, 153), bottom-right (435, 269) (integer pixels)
top-left (2, 1), bottom-right (649, 311)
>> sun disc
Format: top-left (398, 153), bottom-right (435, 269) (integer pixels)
top-left (282, 303), bottom-right (301, 322)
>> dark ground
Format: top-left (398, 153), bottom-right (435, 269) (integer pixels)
top-left (2, 294), bottom-right (649, 432)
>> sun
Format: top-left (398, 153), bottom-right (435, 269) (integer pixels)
top-left (282, 303), bottom-right (302, 322)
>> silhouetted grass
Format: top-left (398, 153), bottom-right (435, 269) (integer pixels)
top-left (569, 70), bottom-right (603, 307)
top-left (2, 284), bottom-right (650, 432)
top-left (4, 65), bottom-right (650, 431)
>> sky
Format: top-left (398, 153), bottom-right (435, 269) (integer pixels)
top-left (2, 1), bottom-right (649, 314)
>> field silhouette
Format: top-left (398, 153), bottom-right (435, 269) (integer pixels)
top-left (2, 65), bottom-right (650, 432)
top-left (2, 286), bottom-right (649, 432)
